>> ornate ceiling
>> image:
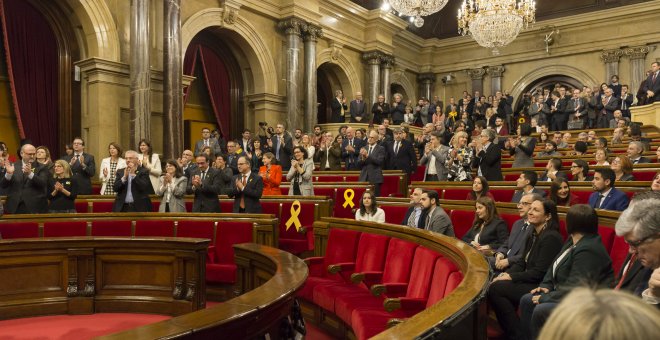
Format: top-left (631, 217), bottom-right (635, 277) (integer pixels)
top-left (350, 0), bottom-right (650, 40)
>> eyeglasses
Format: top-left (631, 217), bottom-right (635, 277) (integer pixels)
top-left (517, 201), bottom-right (531, 206)
top-left (570, 165), bottom-right (579, 168)
top-left (626, 233), bottom-right (660, 248)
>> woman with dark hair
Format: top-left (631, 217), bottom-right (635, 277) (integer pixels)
top-left (100, 142), bottom-right (126, 196)
top-left (355, 191), bottom-right (385, 222)
top-left (138, 139), bottom-right (161, 194)
top-left (62, 143), bottom-right (74, 158)
top-left (48, 160), bottom-right (78, 213)
top-left (462, 196), bottom-right (509, 254)
top-left (652, 171), bottom-right (660, 191)
top-left (156, 160), bottom-right (187, 212)
top-left (570, 159), bottom-right (591, 182)
top-left (247, 138), bottom-right (264, 172)
top-left (549, 178), bottom-right (580, 207)
top-left (259, 152), bottom-right (282, 196)
top-left (572, 141), bottom-right (588, 156)
top-left (611, 156), bottom-right (636, 181)
top-left (466, 176), bottom-right (495, 200)
top-left (537, 132), bottom-right (549, 145)
top-left (520, 204), bottom-right (614, 340)
top-left (508, 123), bottom-right (536, 168)
top-left (35, 146), bottom-right (54, 173)
top-left (488, 199), bottom-right (564, 340)
top-left (286, 146), bottom-right (314, 196)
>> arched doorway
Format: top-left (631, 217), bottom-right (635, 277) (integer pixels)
top-left (390, 83), bottom-right (408, 103)
top-left (515, 75), bottom-right (584, 109)
top-left (317, 62), bottom-right (348, 124)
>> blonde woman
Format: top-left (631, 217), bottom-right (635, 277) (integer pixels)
top-left (447, 131), bottom-right (473, 181)
top-left (48, 160), bottom-right (77, 213)
top-left (100, 142), bottom-right (126, 195)
top-left (138, 139), bottom-right (161, 194)
top-left (594, 148), bottom-right (610, 166)
top-left (300, 134), bottom-right (315, 160)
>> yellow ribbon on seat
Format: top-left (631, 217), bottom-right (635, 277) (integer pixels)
top-left (343, 189), bottom-right (355, 208)
top-left (285, 200), bottom-right (302, 231)
top-left (448, 111), bottom-right (457, 123)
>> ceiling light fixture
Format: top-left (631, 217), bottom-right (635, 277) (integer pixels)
top-left (387, 0), bottom-right (449, 28)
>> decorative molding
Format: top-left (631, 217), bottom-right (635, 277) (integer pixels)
top-left (302, 23), bottom-right (323, 42)
top-left (600, 49), bottom-right (624, 63)
top-left (277, 17), bottom-right (307, 36)
top-left (624, 45), bottom-right (650, 60)
top-left (381, 55), bottom-right (396, 68)
top-left (329, 41), bottom-right (343, 61)
top-left (468, 68), bottom-right (488, 80)
top-left (417, 72), bottom-right (436, 83)
top-left (362, 51), bottom-right (387, 65)
top-left (487, 66), bottom-right (505, 78)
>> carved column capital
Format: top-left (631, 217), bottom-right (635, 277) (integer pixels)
top-left (329, 41), bottom-right (343, 62)
top-left (302, 24), bottom-right (323, 42)
top-left (278, 17), bottom-right (306, 36)
top-left (486, 66), bottom-right (503, 78)
top-left (362, 51), bottom-right (386, 65)
top-left (601, 49), bottom-right (624, 63)
top-left (417, 72), bottom-right (436, 84)
top-left (381, 55), bottom-right (395, 68)
top-left (624, 45), bottom-right (650, 60)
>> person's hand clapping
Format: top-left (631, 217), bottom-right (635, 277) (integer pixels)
top-left (22, 163), bottom-right (31, 175)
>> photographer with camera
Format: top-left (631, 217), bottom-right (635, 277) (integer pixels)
top-left (257, 121), bottom-right (275, 146)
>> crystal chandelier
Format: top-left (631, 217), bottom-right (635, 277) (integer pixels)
top-left (457, 0), bottom-right (536, 55)
top-left (386, 1), bottom-right (449, 28)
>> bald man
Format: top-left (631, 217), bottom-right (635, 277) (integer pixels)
top-left (0, 144), bottom-right (49, 214)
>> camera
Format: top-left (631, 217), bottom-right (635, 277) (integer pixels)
top-left (259, 121), bottom-right (268, 127)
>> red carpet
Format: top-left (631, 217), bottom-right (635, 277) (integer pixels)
top-left (305, 321), bottom-right (340, 340)
top-left (0, 313), bottom-right (171, 340)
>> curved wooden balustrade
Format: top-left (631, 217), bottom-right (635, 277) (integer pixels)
top-left (310, 217), bottom-right (490, 340)
top-left (0, 237), bottom-right (209, 319)
top-left (97, 243), bottom-right (308, 340)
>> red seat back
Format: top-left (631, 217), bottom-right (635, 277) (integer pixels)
top-left (91, 201), bottom-right (115, 213)
top-left (381, 205), bottom-right (409, 225)
top-left (323, 228), bottom-right (361, 270)
top-left (450, 209), bottom-right (475, 239)
top-left (75, 201), bottom-right (89, 213)
top-left (610, 236), bottom-right (630, 276)
top-left (177, 220), bottom-right (215, 242)
top-left (598, 225), bottom-right (616, 253)
top-left (382, 238), bottom-right (418, 284)
top-left (380, 175), bottom-right (402, 197)
top-left (504, 174), bottom-right (519, 181)
top-left (134, 220), bottom-right (175, 237)
top-left (633, 170), bottom-right (657, 181)
top-left (314, 175), bottom-right (345, 183)
top-left (500, 213), bottom-right (520, 232)
top-left (43, 221), bottom-right (87, 237)
top-left (572, 190), bottom-right (592, 204)
top-left (0, 222), bottom-right (39, 239)
top-left (354, 234), bottom-right (390, 273)
top-left (213, 221), bottom-right (254, 265)
top-left (442, 188), bottom-right (471, 200)
top-left (490, 189), bottom-right (515, 202)
top-left (220, 201), bottom-right (233, 212)
top-left (91, 220), bottom-right (132, 236)
top-left (406, 247), bottom-right (441, 299)
top-left (426, 257), bottom-right (461, 307)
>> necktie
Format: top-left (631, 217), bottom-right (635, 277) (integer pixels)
top-left (201, 171), bottom-right (206, 182)
top-left (368, 146), bottom-right (373, 156)
top-left (653, 73), bottom-right (657, 83)
top-left (275, 138), bottom-right (281, 160)
top-left (615, 253), bottom-right (637, 290)
top-left (407, 209), bottom-right (419, 228)
top-left (240, 175), bottom-right (247, 209)
top-left (205, 139), bottom-right (209, 147)
top-left (394, 142), bottom-right (400, 155)
top-left (350, 139), bottom-right (353, 147)
top-left (242, 175), bottom-right (247, 185)
top-left (597, 194), bottom-right (605, 208)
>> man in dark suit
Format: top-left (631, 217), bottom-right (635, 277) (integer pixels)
top-left (315, 132), bottom-right (341, 171)
top-left (0, 144), bottom-right (49, 214)
top-left (186, 154), bottom-right (222, 212)
top-left (492, 193), bottom-right (542, 272)
top-left (549, 90), bottom-right (569, 132)
top-left (228, 156), bottom-right (263, 213)
top-left (472, 129), bottom-right (503, 181)
top-left (566, 88), bottom-right (587, 127)
top-left (613, 201), bottom-right (653, 294)
top-left (641, 61), bottom-right (660, 104)
top-left (178, 149), bottom-right (197, 179)
top-left (225, 141), bottom-right (246, 175)
top-left (539, 158), bottom-right (568, 182)
top-left (268, 124), bottom-right (293, 171)
top-left (595, 87), bottom-right (620, 129)
top-left (619, 85), bottom-right (634, 118)
top-left (420, 190), bottom-right (454, 236)
top-left (61, 137), bottom-right (95, 195)
top-left (330, 89), bottom-right (348, 123)
top-left (386, 128), bottom-right (417, 176)
top-left (358, 130), bottom-right (386, 197)
top-left (112, 150), bottom-right (153, 212)
top-left (349, 92), bottom-right (366, 123)
top-left (194, 127), bottom-right (223, 156)
top-left (401, 188), bottom-right (428, 229)
top-left (342, 127), bottom-right (364, 171)
top-left (371, 94), bottom-right (390, 124)
top-left (511, 171), bottom-right (546, 203)
top-left (627, 141), bottom-right (651, 164)
top-left (588, 168), bottom-right (629, 211)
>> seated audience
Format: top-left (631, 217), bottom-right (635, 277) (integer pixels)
top-left (488, 198), bottom-right (563, 340)
top-left (402, 188), bottom-right (427, 229)
top-left (554, 132), bottom-right (568, 149)
top-left (100, 142), bottom-right (126, 196)
top-left (537, 141), bottom-right (561, 158)
top-left (420, 190), bottom-right (454, 236)
top-left (355, 191), bottom-right (385, 223)
top-left (594, 148), bottom-right (610, 166)
top-left (155, 160), bottom-right (187, 212)
top-left (112, 150), bottom-right (153, 213)
top-left (48, 160), bottom-right (78, 213)
top-left (561, 132), bottom-right (572, 148)
top-left (628, 141), bottom-right (651, 164)
top-left (537, 132), bottom-right (549, 145)
top-left (538, 288), bottom-right (660, 340)
top-left (508, 123), bottom-right (536, 168)
top-left (540, 158), bottom-right (567, 182)
top-left (611, 155), bottom-right (636, 182)
top-left (652, 171), bottom-right (660, 191)
top-left (462, 196), bottom-right (509, 254)
top-left (570, 159), bottom-right (591, 182)
top-left (611, 127), bottom-right (625, 145)
top-left (656, 146), bottom-right (660, 163)
top-left (512, 170), bottom-right (546, 203)
top-left (36, 146), bottom-right (53, 173)
top-left (589, 168), bottom-right (630, 211)
top-left (550, 178), bottom-right (580, 207)
top-left (447, 131), bottom-right (474, 181)
top-left (287, 146), bottom-right (314, 196)
top-left (624, 198), bottom-right (660, 306)
top-left (519, 204), bottom-right (614, 340)
top-left (259, 152), bottom-right (282, 196)
top-left (467, 176), bottom-right (495, 200)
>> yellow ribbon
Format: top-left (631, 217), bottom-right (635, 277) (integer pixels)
top-left (448, 111), bottom-right (458, 122)
top-left (519, 117), bottom-right (526, 124)
top-left (343, 189), bottom-right (355, 208)
top-left (285, 200), bottom-right (302, 231)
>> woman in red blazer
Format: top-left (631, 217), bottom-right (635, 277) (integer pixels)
top-left (259, 152), bottom-right (282, 196)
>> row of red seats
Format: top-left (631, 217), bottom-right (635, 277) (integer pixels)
top-left (0, 219), bottom-right (252, 285)
top-left (299, 228), bottom-right (462, 340)
top-left (438, 186), bottom-right (637, 203)
top-left (282, 174), bottom-right (404, 197)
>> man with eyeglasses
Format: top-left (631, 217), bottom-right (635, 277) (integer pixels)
top-left (228, 155), bottom-right (263, 213)
top-left (112, 150), bottom-right (152, 212)
top-left (0, 144), bottom-right (49, 214)
top-left (186, 154), bottom-right (222, 212)
top-left (358, 130), bottom-right (386, 197)
top-left (62, 137), bottom-right (96, 195)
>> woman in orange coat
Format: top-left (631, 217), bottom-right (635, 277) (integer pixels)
top-left (259, 152), bottom-right (282, 196)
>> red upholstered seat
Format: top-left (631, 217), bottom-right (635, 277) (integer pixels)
top-left (504, 174), bottom-right (519, 181)
top-left (610, 236), bottom-right (630, 276)
top-left (501, 213), bottom-right (520, 232)
top-left (314, 175), bottom-right (344, 183)
top-left (313, 233), bottom-right (390, 312)
top-left (380, 205), bottom-right (409, 225)
top-left (75, 201), bottom-right (89, 213)
top-left (334, 187), bottom-right (368, 218)
top-left (443, 188), bottom-right (471, 200)
top-left (380, 175), bottom-right (401, 197)
top-left (490, 189), bottom-right (516, 202)
top-left (633, 170), bottom-right (657, 181)
top-left (43, 221), bottom-right (88, 237)
top-left (91, 201), bottom-right (115, 213)
top-left (176, 220), bottom-right (215, 241)
top-left (278, 201), bottom-right (316, 255)
top-left (91, 220), bottom-right (132, 236)
top-left (572, 190), bottom-right (591, 204)
top-left (185, 201), bottom-right (193, 212)
top-left (450, 209), bottom-right (475, 239)
top-left (559, 220), bottom-right (567, 240)
top-left (334, 239), bottom-right (418, 325)
top-left (598, 225), bottom-right (615, 253)
top-left (151, 201), bottom-right (160, 212)
top-left (344, 176), bottom-right (359, 182)
top-left (501, 163), bottom-right (512, 168)
top-left (280, 186), bottom-right (289, 195)
top-left (411, 165), bottom-right (426, 182)
top-left (0, 222), bottom-right (39, 239)
top-left (206, 221), bottom-right (253, 284)
top-left (134, 220), bottom-right (175, 237)
top-left (220, 201), bottom-right (233, 212)
top-left (297, 228), bottom-right (361, 301)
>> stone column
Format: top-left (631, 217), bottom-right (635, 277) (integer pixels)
top-left (362, 51), bottom-right (383, 112)
top-left (624, 45), bottom-right (650, 98)
top-left (277, 18), bottom-right (305, 131)
top-left (163, 0), bottom-right (182, 161)
top-left (381, 55), bottom-right (395, 102)
top-left (130, 0), bottom-right (151, 149)
top-left (488, 66), bottom-right (504, 93)
top-left (467, 68), bottom-right (486, 95)
top-left (417, 73), bottom-right (436, 100)
top-left (601, 49), bottom-right (624, 82)
top-left (302, 24), bottom-right (323, 132)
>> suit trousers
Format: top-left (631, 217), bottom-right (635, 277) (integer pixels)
top-left (373, 183), bottom-right (381, 197)
top-left (488, 281), bottom-right (537, 340)
top-left (519, 293), bottom-right (558, 340)
top-left (551, 114), bottom-right (567, 132)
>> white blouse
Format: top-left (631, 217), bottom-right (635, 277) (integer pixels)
top-left (355, 208), bottom-right (386, 223)
top-left (140, 153), bottom-right (162, 193)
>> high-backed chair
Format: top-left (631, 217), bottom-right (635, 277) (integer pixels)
top-left (450, 210), bottom-right (475, 239)
top-left (43, 221), bottom-right (87, 237)
top-left (277, 201), bottom-right (316, 255)
top-left (134, 220), bottom-right (175, 237)
top-left (206, 221), bottom-right (253, 284)
top-left (90, 220), bottom-right (132, 236)
top-left (0, 222), bottom-right (40, 239)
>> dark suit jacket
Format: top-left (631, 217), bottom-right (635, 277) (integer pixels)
top-left (358, 144), bottom-right (386, 184)
top-left (617, 254), bottom-right (648, 295)
top-left (424, 207), bottom-right (454, 237)
top-left (401, 206), bottom-right (428, 229)
top-left (473, 143), bottom-right (503, 181)
top-left (226, 151), bottom-right (246, 175)
top-left (539, 234), bottom-right (614, 303)
top-left (633, 156), bottom-right (651, 164)
top-left (270, 134), bottom-right (294, 171)
top-left (588, 188), bottom-right (630, 211)
top-left (186, 167), bottom-right (222, 212)
top-left (342, 137), bottom-right (365, 171)
top-left (330, 97), bottom-right (348, 123)
top-left (511, 188), bottom-right (547, 204)
top-left (507, 228), bottom-right (563, 284)
top-left (112, 167), bottom-right (153, 212)
top-left (462, 218), bottom-right (509, 250)
top-left (350, 99), bottom-right (367, 122)
top-left (62, 153), bottom-right (96, 195)
top-left (391, 102), bottom-right (406, 123)
top-left (314, 144), bottom-right (342, 170)
top-left (642, 71), bottom-right (660, 103)
top-left (228, 172), bottom-right (263, 213)
top-left (371, 102), bottom-right (390, 124)
top-left (386, 140), bottom-right (417, 175)
top-left (495, 219), bottom-right (531, 268)
top-left (194, 138), bottom-right (223, 157)
top-left (0, 161), bottom-right (49, 214)
top-left (595, 96), bottom-right (620, 119)
top-left (539, 171), bottom-right (568, 183)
